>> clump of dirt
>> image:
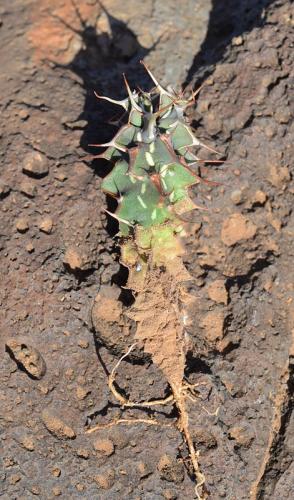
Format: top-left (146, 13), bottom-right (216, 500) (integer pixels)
top-left (0, 0), bottom-right (293, 499)
top-left (5, 339), bottom-right (47, 380)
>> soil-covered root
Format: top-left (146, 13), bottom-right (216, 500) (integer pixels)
top-left (89, 266), bottom-right (208, 499)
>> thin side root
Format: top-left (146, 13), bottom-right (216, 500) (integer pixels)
top-left (183, 381), bottom-right (220, 417)
top-left (103, 345), bottom-right (207, 498)
top-left (86, 417), bottom-right (172, 434)
top-left (109, 343), bottom-right (174, 408)
top-left (171, 382), bottom-right (207, 500)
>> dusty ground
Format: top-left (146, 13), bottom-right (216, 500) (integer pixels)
top-left (0, 0), bottom-right (293, 499)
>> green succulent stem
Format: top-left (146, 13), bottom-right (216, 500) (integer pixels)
top-left (96, 65), bottom-right (206, 275)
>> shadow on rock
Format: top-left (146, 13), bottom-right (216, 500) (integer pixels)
top-left (184, 0), bottom-right (275, 88)
top-left (52, 1), bottom-right (160, 238)
top-left (57, 0), bottom-right (159, 153)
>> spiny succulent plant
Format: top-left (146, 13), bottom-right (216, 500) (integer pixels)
top-left (93, 63), bottom-right (218, 286)
top-left (91, 62), bottom-right (219, 499)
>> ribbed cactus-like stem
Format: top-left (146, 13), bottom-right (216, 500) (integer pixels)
top-left (94, 63), bottom-right (211, 285)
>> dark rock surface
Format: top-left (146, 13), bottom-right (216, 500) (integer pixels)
top-left (0, 0), bottom-right (293, 498)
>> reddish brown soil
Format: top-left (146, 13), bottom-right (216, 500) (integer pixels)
top-left (1, 1), bottom-right (293, 499)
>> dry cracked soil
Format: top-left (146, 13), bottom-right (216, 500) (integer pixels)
top-left (0, 0), bottom-right (293, 499)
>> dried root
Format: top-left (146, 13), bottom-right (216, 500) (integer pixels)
top-left (108, 343), bottom-right (174, 408)
top-left (86, 417), bottom-right (172, 434)
top-left (88, 342), bottom-right (208, 500)
top-left (171, 381), bottom-right (207, 499)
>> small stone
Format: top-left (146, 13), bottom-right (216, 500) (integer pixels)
top-left (18, 109), bottom-right (30, 120)
top-left (268, 164), bottom-right (290, 188)
top-left (52, 486), bottom-right (62, 496)
top-left (6, 339), bottom-right (46, 379)
top-left (20, 179), bottom-right (37, 198)
top-left (264, 124), bottom-right (277, 139)
top-left (54, 172), bottom-right (67, 181)
top-left (219, 372), bottom-right (244, 397)
top-left (216, 337), bottom-right (234, 353)
top-left (275, 107), bottom-right (291, 124)
top-left (157, 454), bottom-right (184, 483)
top-left (230, 189), bottom-right (243, 205)
top-left (76, 448), bottom-right (90, 459)
top-left (63, 119), bottom-right (87, 130)
top-left (192, 427), bottom-right (217, 449)
top-left (268, 215), bottom-right (282, 232)
top-left (232, 35), bottom-right (243, 46)
top-left (22, 151), bottom-right (49, 178)
top-left (9, 473), bottom-right (21, 484)
top-left (93, 438), bottom-right (114, 456)
top-left (229, 422), bottom-right (255, 447)
top-left (207, 280), bottom-right (228, 304)
top-left (77, 339), bottom-right (89, 349)
top-left (76, 385), bottom-right (90, 400)
top-left (93, 470), bottom-right (115, 490)
top-left (200, 310), bottom-right (225, 343)
top-left (221, 213), bottom-right (257, 246)
top-left (3, 457), bottom-right (16, 467)
top-left (38, 217), bottom-right (53, 234)
top-left (163, 490), bottom-right (178, 500)
top-left (26, 242), bottom-right (35, 253)
top-left (30, 486), bottom-right (41, 495)
top-left (0, 180), bottom-right (10, 199)
top-left (63, 247), bottom-right (84, 271)
top-left (52, 467), bottom-right (61, 477)
top-left (16, 217), bottom-right (29, 233)
top-left (263, 276), bottom-right (274, 293)
top-left (41, 408), bottom-right (76, 440)
top-left (252, 190), bottom-right (267, 206)
top-left (20, 436), bottom-right (35, 451)
top-left (137, 461), bottom-right (152, 479)
top-left (64, 367), bottom-right (74, 379)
